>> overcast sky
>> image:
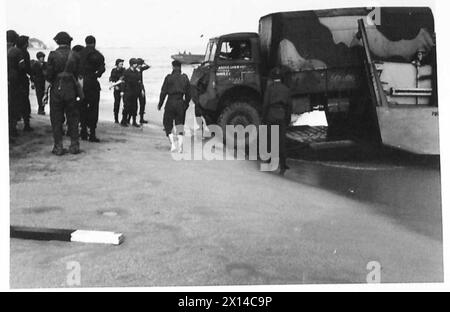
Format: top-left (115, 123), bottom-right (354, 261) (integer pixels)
top-left (5, 0), bottom-right (436, 49)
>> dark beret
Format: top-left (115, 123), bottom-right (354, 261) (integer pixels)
top-left (115, 58), bottom-right (124, 66)
top-left (172, 60), bottom-right (181, 67)
top-left (129, 58), bottom-right (138, 66)
top-left (137, 58), bottom-right (144, 65)
top-left (85, 35), bottom-right (96, 45)
top-left (54, 32), bottom-right (73, 45)
top-left (36, 51), bottom-right (46, 59)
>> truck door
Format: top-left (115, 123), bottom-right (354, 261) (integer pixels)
top-left (215, 38), bottom-right (261, 93)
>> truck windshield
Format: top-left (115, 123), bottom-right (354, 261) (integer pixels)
top-left (204, 40), bottom-right (218, 63)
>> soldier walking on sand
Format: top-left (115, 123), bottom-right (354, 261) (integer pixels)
top-left (79, 35), bottom-right (105, 142)
top-left (158, 60), bottom-right (191, 153)
top-left (43, 31), bottom-right (81, 156)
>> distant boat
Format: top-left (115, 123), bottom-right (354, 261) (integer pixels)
top-left (171, 51), bottom-right (204, 65)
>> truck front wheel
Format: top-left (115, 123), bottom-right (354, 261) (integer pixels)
top-left (217, 101), bottom-right (261, 148)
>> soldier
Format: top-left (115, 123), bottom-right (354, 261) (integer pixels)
top-left (79, 35), bottom-right (105, 142)
top-left (109, 58), bottom-right (125, 123)
top-left (158, 60), bottom-right (191, 153)
top-left (120, 58), bottom-right (141, 127)
top-left (136, 58), bottom-right (150, 124)
top-left (262, 67), bottom-right (292, 175)
top-left (7, 30), bottom-right (25, 139)
top-left (17, 35), bottom-right (33, 131)
top-left (30, 51), bottom-right (47, 115)
top-left (44, 31), bottom-right (81, 156)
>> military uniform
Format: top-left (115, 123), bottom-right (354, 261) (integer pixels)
top-left (137, 59), bottom-right (150, 123)
top-left (109, 65), bottom-right (125, 123)
top-left (45, 32), bottom-right (81, 155)
top-left (7, 32), bottom-right (25, 137)
top-left (158, 68), bottom-right (191, 136)
top-left (121, 65), bottom-right (141, 127)
top-left (79, 42), bottom-right (105, 141)
top-left (31, 55), bottom-right (47, 114)
top-left (262, 77), bottom-right (291, 172)
top-left (17, 36), bottom-right (32, 131)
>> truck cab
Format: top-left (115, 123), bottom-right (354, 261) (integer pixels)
top-left (191, 32), bottom-right (263, 131)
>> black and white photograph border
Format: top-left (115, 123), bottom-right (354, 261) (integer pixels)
top-left (1, 0), bottom-right (450, 291)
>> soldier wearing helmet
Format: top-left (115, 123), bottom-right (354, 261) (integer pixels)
top-left (44, 31), bottom-right (81, 155)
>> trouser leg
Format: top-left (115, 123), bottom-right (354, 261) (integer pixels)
top-left (19, 85), bottom-right (32, 130)
top-left (66, 99), bottom-right (80, 148)
top-left (8, 84), bottom-right (19, 137)
top-left (113, 90), bottom-right (121, 121)
top-left (86, 89), bottom-right (100, 131)
top-left (139, 92), bottom-right (146, 117)
top-left (79, 97), bottom-right (88, 133)
top-left (129, 95), bottom-right (138, 117)
top-left (36, 83), bottom-right (45, 113)
top-left (163, 108), bottom-right (174, 136)
top-left (50, 91), bottom-right (65, 148)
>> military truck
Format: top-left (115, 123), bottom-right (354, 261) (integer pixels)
top-left (190, 7), bottom-right (438, 155)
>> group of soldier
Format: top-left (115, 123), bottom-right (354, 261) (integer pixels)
top-left (7, 30), bottom-right (106, 155)
top-left (7, 28), bottom-right (194, 156)
top-left (110, 57), bottom-right (191, 153)
top-left (109, 58), bottom-right (150, 127)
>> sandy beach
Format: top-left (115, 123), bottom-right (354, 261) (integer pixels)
top-left (9, 93), bottom-right (443, 287)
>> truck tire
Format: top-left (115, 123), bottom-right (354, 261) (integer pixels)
top-left (217, 101), bottom-right (260, 149)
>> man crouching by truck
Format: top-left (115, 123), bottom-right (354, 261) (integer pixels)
top-left (262, 67), bottom-right (292, 175)
top-left (158, 60), bottom-right (191, 153)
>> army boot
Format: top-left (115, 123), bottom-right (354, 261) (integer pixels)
top-left (132, 116), bottom-right (141, 128)
top-left (120, 117), bottom-right (129, 127)
top-left (52, 144), bottom-right (65, 156)
top-left (168, 133), bottom-right (177, 152)
top-left (23, 118), bottom-right (33, 132)
top-left (69, 141), bottom-right (81, 155)
top-left (89, 129), bottom-right (100, 143)
top-left (114, 113), bottom-right (119, 124)
top-left (139, 114), bottom-right (148, 124)
top-left (80, 127), bottom-right (88, 140)
top-left (177, 135), bottom-right (184, 153)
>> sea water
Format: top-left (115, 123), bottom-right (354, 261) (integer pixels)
top-left (28, 45), bottom-right (326, 127)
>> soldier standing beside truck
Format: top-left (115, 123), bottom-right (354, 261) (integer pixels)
top-left (158, 60), bottom-right (191, 153)
top-left (262, 68), bottom-right (291, 175)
